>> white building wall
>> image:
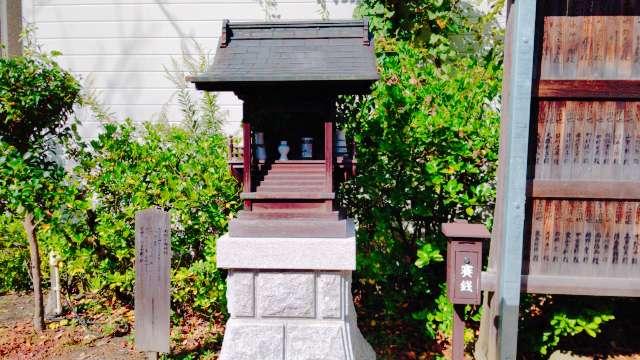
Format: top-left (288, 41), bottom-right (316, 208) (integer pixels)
top-left (22, 0), bottom-right (359, 137)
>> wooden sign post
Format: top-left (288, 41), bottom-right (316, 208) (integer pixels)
top-left (135, 208), bottom-right (171, 358)
top-left (443, 222), bottom-right (490, 360)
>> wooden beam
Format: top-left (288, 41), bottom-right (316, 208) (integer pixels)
top-left (491, 1), bottom-right (537, 359)
top-left (536, 80), bottom-right (640, 99)
top-left (242, 122), bottom-right (252, 210)
top-left (530, 180), bottom-right (640, 200)
top-left (481, 272), bottom-right (640, 297)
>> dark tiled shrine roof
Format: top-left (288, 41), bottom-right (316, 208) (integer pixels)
top-left (189, 19), bottom-right (379, 93)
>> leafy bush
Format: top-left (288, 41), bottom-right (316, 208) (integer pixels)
top-left (355, 0), bottom-right (504, 62)
top-left (0, 38), bottom-right (239, 322)
top-left (0, 53), bottom-right (80, 152)
top-left (0, 141), bottom-right (85, 294)
top-left (0, 45), bottom-right (82, 329)
top-left (351, 2), bottom-right (638, 357)
top-left (518, 295), bottom-right (620, 357)
top-left (540, 310), bottom-right (615, 355)
top-left (68, 121), bottom-right (240, 314)
top-left (338, 40), bottom-right (502, 348)
top-left (0, 215), bottom-right (30, 293)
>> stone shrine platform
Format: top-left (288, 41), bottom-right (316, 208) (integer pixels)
top-left (217, 228), bottom-right (375, 360)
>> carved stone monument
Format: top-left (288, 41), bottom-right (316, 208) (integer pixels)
top-left (189, 19), bottom-right (378, 359)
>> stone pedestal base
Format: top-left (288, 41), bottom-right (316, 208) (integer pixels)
top-left (220, 270), bottom-right (375, 360)
top-left (216, 233), bottom-right (375, 360)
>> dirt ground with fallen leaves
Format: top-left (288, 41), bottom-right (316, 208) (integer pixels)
top-left (0, 292), bottom-right (224, 360)
top-left (2, 292), bottom-right (640, 360)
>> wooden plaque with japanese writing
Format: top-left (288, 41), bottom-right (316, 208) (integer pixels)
top-left (135, 208), bottom-right (171, 353)
top-left (524, 1), bottom-right (640, 296)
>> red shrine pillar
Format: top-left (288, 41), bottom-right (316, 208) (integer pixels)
top-left (324, 121), bottom-right (334, 193)
top-left (242, 121), bottom-right (252, 210)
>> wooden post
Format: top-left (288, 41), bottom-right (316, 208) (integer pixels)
top-left (476, 1), bottom-right (537, 359)
top-left (452, 305), bottom-right (465, 360)
top-left (242, 122), bottom-right (252, 210)
top-left (443, 222), bottom-right (489, 359)
top-left (135, 208), bottom-right (171, 355)
top-left (324, 121), bottom-right (333, 193)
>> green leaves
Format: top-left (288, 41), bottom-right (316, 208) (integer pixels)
top-left (354, 0), bottom-right (502, 62)
top-left (0, 215), bottom-right (30, 293)
top-left (0, 141), bottom-right (68, 220)
top-left (1, 112), bottom-right (240, 313)
top-left (0, 54), bottom-right (80, 152)
top-left (338, 38), bottom-right (501, 348)
top-left (415, 243), bottom-right (444, 268)
top-left (538, 310), bottom-right (615, 355)
top-left (71, 121), bottom-right (240, 313)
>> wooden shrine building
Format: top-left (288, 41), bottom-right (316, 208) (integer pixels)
top-left (189, 19), bottom-right (378, 237)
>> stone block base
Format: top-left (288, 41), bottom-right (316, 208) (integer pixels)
top-left (219, 270), bottom-right (375, 360)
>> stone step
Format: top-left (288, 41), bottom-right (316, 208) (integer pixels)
top-left (229, 218), bottom-right (351, 238)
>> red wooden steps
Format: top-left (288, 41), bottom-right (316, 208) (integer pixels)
top-left (242, 160), bottom-right (334, 215)
top-left (272, 160), bottom-right (325, 164)
top-left (261, 174), bottom-right (326, 181)
top-left (259, 179), bottom-right (325, 186)
top-left (252, 161), bottom-right (329, 196)
top-left (257, 185), bottom-right (326, 192)
top-left (236, 210), bottom-right (342, 220)
top-left (241, 192), bottom-right (334, 200)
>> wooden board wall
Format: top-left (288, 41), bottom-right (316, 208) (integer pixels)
top-left (525, 4), bottom-right (640, 285)
top-left (540, 17), bottom-right (640, 80)
top-left (538, 0), bottom-right (640, 17)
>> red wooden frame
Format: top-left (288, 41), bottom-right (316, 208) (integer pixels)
top-left (242, 122), bottom-right (252, 210)
top-left (324, 121), bottom-right (333, 193)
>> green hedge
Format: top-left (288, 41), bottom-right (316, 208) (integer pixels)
top-left (0, 120), bottom-right (240, 316)
top-left (70, 121), bottom-right (240, 314)
top-left (338, 40), bottom-right (502, 348)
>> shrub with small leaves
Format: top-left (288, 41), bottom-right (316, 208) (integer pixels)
top-left (71, 121), bottom-right (240, 314)
top-left (338, 40), bottom-right (501, 348)
top-left (0, 53), bottom-right (80, 152)
top-left (0, 215), bottom-right (30, 293)
top-left (539, 310), bottom-right (615, 355)
top-left (0, 46), bottom-right (82, 330)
